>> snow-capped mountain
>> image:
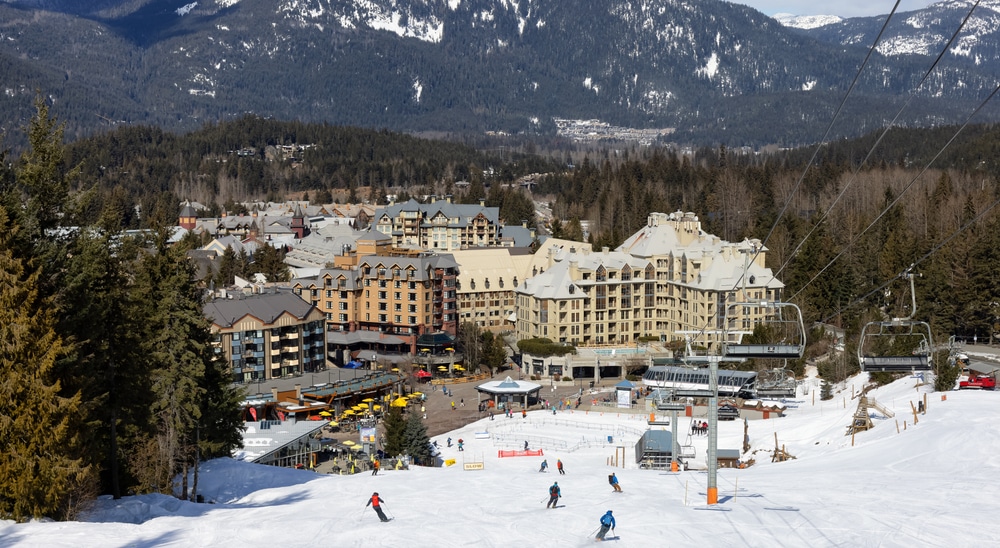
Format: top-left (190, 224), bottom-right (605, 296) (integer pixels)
top-left (796, 0), bottom-right (1000, 59)
top-left (0, 0), bottom-right (998, 146)
top-left (773, 13), bottom-right (843, 29)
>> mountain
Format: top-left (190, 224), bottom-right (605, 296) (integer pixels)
top-left (1, 0), bottom-right (999, 147)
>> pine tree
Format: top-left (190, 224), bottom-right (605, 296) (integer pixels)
top-left (0, 206), bottom-right (92, 521)
top-left (381, 405), bottom-right (406, 458)
top-left (402, 412), bottom-right (432, 465)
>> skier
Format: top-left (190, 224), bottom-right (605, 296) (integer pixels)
top-left (522, 409), bottom-right (527, 418)
top-left (447, 437), bottom-right (452, 447)
top-left (539, 459), bottom-right (548, 472)
top-left (609, 473), bottom-right (622, 492)
top-left (366, 492), bottom-right (389, 522)
top-left (557, 459), bottom-right (565, 475)
top-left (371, 459), bottom-right (380, 476)
top-left (595, 510), bottom-right (615, 541)
top-left (546, 482), bottom-right (561, 508)
top-left (524, 440), bottom-right (529, 451)
top-left (457, 439), bottom-right (464, 451)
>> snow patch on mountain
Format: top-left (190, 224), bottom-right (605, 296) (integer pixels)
top-left (278, 0), bottom-right (445, 43)
top-left (773, 13), bottom-right (842, 29)
top-left (177, 2), bottom-right (197, 16)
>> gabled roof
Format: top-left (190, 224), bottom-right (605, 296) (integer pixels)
top-left (204, 290), bottom-right (316, 328)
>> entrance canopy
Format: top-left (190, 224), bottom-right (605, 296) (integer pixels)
top-left (476, 376), bottom-right (542, 409)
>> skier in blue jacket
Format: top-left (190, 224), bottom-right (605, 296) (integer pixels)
top-left (596, 510), bottom-right (615, 540)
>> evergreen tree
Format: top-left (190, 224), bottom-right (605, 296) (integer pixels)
top-left (15, 95), bottom-right (78, 235)
top-left (0, 206), bottom-right (92, 521)
top-left (253, 243), bottom-right (290, 283)
top-left (215, 245), bottom-right (237, 287)
top-left (381, 405), bottom-right (406, 458)
top-left (402, 412), bottom-right (432, 465)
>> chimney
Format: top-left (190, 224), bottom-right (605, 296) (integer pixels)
top-left (479, 198), bottom-right (485, 207)
top-left (602, 246), bottom-right (609, 255)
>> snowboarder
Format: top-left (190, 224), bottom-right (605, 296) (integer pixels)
top-left (595, 510), bottom-right (615, 540)
top-left (539, 459), bottom-right (548, 472)
top-left (366, 492), bottom-right (389, 522)
top-left (546, 482), bottom-right (561, 508)
top-left (557, 459), bottom-right (565, 475)
top-left (609, 473), bottom-right (622, 492)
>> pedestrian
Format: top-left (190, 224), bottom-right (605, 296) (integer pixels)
top-left (609, 473), bottom-right (622, 492)
top-left (460, 398), bottom-right (464, 407)
top-left (451, 401), bottom-right (456, 411)
top-left (371, 459), bottom-right (380, 476)
top-left (524, 440), bottom-right (529, 451)
top-left (522, 409), bottom-right (527, 419)
top-left (447, 437), bottom-right (452, 447)
top-left (489, 412), bottom-right (494, 420)
top-left (557, 459), bottom-right (565, 474)
top-left (539, 459), bottom-right (548, 472)
top-left (366, 492), bottom-right (389, 522)
top-left (595, 510), bottom-right (615, 541)
top-left (458, 439), bottom-right (464, 451)
top-left (546, 481), bottom-right (561, 508)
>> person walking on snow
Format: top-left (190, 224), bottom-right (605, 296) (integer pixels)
top-left (546, 482), bottom-right (561, 508)
top-left (557, 459), bottom-right (565, 474)
top-left (595, 510), bottom-right (615, 541)
top-left (609, 473), bottom-right (622, 492)
top-left (539, 459), bottom-right (548, 472)
top-left (522, 409), bottom-right (527, 418)
top-left (366, 492), bottom-right (389, 522)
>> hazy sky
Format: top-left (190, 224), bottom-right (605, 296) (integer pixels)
top-left (732, 0), bottom-right (936, 18)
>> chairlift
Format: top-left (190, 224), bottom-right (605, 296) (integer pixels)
top-left (755, 366), bottom-right (797, 398)
top-left (858, 271), bottom-right (934, 372)
top-left (721, 247), bottom-right (805, 360)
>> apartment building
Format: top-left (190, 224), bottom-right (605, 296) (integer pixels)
top-left (290, 241), bottom-right (459, 357)
top-left (204, 289), bottom-right (327, 383)
top-left (373, 197), bottom-right (501, 250)
top-left (514, 212), bottom-right (784, 352)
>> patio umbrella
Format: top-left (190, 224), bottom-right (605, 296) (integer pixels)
top-left (341, 410), bottom-right (355, 415)
top-left (319, 411), bottom-right (332, 417)
top-left (415, 370), bottom-right (432, 378)
top-left (343, 440), bottom-right (356, 446)
top-left (372, 405), bottom-right (382, 411)
top-left (362, 398), bottom-right (375, 403)
top-left (391, 397), bottom-right (409, 407)
top-left (437, 366), bottom-right (448, 370)
top-left (327, 421), bottom-right (338, 427)
top-left (391, 368), bottom-right (400, 372)
top-left (412, 391), bottom-right (423, 396)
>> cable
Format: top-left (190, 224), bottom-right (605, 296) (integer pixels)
top-left (789, 78), bottom-right (1000, 307)
top-left (684, 1), bottom-right (903, 349)
top-left (773, 0), bottom-right (984, 282)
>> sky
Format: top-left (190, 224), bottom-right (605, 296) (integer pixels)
top-left (733, 0), bottom-right (937, 18)
top-left (3, 356), bottom-right (1000, 547)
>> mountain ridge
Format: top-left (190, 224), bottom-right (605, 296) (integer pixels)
top-left (1, 0), bottom-right (999, 147)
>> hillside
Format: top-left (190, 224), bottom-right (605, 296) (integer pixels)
top-left (1, 0), bottom-right (999, 147)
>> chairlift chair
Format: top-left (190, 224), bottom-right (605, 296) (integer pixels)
top-left (722, 301), bottom-right (806, 360)
top-left (857, 271), bottom-right (934, 373)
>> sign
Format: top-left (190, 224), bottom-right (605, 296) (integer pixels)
top-left (463, 462), bottom-right (485, 470)
top-left (360, 427), bottom-right (377, 444)
top-left (617, 388), bottom-right (631, 408)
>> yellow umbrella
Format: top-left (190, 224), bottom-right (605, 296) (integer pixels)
top-left (343, 440), bottom-right (356, 446)
top-left (362, 398), bottom-right (375, 403)
top-left (391, 367), bottom-right (400, 372)
top-left (327, 421), bottom-right (339, 426)
top-left (372, 405), bottom-right (382, 411)
top-left (319, 411), bottom-right (332, 417)
top-left (341, 410), bottom-right (355, 415)
top-left (349, 445), bottom-right (364, 451)
top-left (412, 391), bottom-right (423, 396)
top-left (352, 405), bottom-right (365, 410)
top-left (454, 366), bottom-right (465, 370)
top-left (437, 366), bottom-right (448, 370)
top-left (391, 397), bottom-right (409, 407)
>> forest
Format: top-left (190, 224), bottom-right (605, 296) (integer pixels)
top-left (4, 95), bottom-right (1000, 520)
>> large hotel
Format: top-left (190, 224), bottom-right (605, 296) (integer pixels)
top-left (514, 211), bottom-right (784, 352)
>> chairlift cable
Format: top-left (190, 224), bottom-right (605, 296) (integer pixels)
top-left (683, 2), bottom-right (903, 349)
top-left (790, 78), bottom-right (1000, 309)
top-left (772, 0), bottom-right (985, 283)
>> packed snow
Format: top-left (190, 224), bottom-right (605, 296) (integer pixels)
top-left (3, 369), bottom-right (999, 546)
